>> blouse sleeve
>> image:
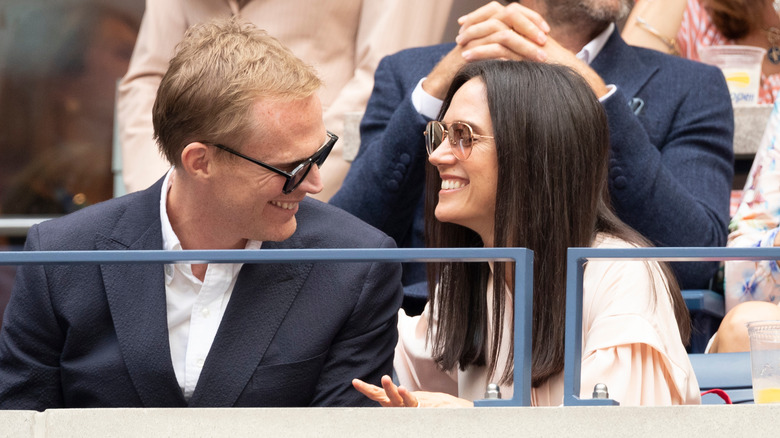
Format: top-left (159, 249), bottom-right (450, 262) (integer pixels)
top-left (394, 305), bottom-right (458, 396)
top-left (579, 248), bottom-right (700, 405)
top-left (580, 340), bottom-right (697, 405)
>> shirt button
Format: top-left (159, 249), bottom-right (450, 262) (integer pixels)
top-left (196, 358), bottom-right (205, 367)
top-left (201, 307), bottom-right (210, 317)
top-left (164, 265), bottom-right (173, 276)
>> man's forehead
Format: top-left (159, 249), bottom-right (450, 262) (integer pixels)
top-left (246, 96), bottom-right (325, 159)
top-left (252, 95), bottom-right (321, 129)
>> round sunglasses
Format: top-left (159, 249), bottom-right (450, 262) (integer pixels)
top-left (424, 121), bottom-right (494, 160)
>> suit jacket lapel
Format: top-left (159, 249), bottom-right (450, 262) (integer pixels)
top-left (99, 180), bottom-right (186, 407)
top-left (188, 238), bottom-right (313, 407)
top-left (591, 31), bottom-right (659, 106)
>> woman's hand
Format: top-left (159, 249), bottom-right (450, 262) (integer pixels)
top-left (352, 375), bottom-right (473, 408)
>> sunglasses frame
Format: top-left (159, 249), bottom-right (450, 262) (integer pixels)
top-left (205, 131), bottom-right (337, 194)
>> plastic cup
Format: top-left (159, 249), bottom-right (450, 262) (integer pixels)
top-left (747, 320), bottom-right (780, 403)
top-left (699, 45), bottom-right (766, 107)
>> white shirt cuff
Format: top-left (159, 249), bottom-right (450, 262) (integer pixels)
top-left (411, 77), bottom-right (444, 120)
top-left (599, 84), bottom-right (617, 103)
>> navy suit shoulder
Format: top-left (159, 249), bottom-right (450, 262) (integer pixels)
top-left (294, 197), bottom-right (397, 249)
top-left (29, 180), bottom-right (162, 251)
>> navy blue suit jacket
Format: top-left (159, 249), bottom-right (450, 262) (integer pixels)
top-left (331, 32), bottom-right (734, 289)
top-left (0, 179), bottom-right (403, 410)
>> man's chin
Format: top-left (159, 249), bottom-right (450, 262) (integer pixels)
top-left (583, 0), bottom-right (632, 23)
top-left (258, 218), bottom-right (298, 242)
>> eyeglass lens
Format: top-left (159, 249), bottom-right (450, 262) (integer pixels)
top-left (426, 121), bottom-right (472, 160)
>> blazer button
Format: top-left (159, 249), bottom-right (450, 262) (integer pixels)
top-left (399, 153), bottom-right (411, 165)
top-left (614, 176), bottom-right (627, 189)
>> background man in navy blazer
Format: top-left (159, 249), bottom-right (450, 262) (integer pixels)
top-left (331, 0), bottom-right (734, 298)
top-left (0, 19), bottom-right (403, 410)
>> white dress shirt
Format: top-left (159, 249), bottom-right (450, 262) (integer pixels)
top-left (412, 23), bottom-right (618, 119)
top-left (159, 169), bottom-right (262, 400)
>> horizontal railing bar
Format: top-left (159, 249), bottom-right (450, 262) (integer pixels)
top-left (0, 248), bottom-right (520, 265)
top-left (0, 217), bottom-right (55, 237)
top-left (568, 246), bottom-right (780, 262)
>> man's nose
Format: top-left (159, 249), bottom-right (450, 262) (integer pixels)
top-left (300, 162), bottom-right (324, 195)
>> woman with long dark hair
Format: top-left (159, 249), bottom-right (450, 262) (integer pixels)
top-left (353, 60), bottom-right (700, 406)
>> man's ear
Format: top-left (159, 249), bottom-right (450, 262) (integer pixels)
top-left (179, 142), bottom-right (212, 178)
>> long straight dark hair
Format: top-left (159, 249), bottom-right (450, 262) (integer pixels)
top-left (424, 60), bottom-right (690, 387)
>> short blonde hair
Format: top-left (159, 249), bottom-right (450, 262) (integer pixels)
top-left (153, 18), bottom-right (321, 165)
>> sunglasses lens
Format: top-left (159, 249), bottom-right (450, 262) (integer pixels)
top-left (425, 122), bottom-right (445, 155)
top-left (284, 163), bottom-right (313, 194)
top-left (449, 122), bottom-right (472, 159)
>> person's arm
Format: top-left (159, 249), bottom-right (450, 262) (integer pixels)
top-left (117, 0), bottom-right (188, 193)
top-left (0, 225), bottom-right (65, 410)
top-left (308, 236), bottom-right (404, 406)
top-left (602, 69), bottom-right (733, 288)
top-left (621, 0), bottom-right (688, 54)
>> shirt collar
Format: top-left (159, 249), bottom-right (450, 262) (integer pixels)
top-left (576, 23), bottom-right (614, 65)
top-left (160, 168), bottom-right (180, 252)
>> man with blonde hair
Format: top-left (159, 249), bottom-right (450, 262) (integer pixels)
top-left (0, 18), bottom-right (402, 409)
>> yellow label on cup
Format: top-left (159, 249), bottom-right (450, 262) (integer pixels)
top-left (724, 71), bottom-right (752, 88)
top-left (756, 387), bottom-right (780, 403)
top-left (721, 67), bottom-right (761, 106)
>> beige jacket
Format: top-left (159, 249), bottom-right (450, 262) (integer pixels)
top-left (118, 0), bottom-right (453, 198)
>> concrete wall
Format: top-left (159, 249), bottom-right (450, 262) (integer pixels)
top-left (1, 405), bottom-right (778, 438)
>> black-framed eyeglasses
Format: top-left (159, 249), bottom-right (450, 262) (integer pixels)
top-left (205, 131), bottom-right (337, 194)
top-left (424, 121), bottom-right (493, 160)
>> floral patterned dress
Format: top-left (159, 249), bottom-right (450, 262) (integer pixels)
top-left (726, 101), bottom-right (780, 310)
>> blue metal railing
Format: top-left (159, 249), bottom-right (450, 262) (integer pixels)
top-left (0, 247), bottom-right (534, 407)
top-left (563, 247), bottom-right (780, 406)
top-left (7, 245), bottom-right (770, 407)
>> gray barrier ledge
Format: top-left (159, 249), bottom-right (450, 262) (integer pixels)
top-left (0, 247), bottom-right (533, 407)
top-left (0, 217), bottom-right (54, 238)
top-left (0, 405), bottom-right (779, 438)
top-left (564, 246), bottom-right (780, 406)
